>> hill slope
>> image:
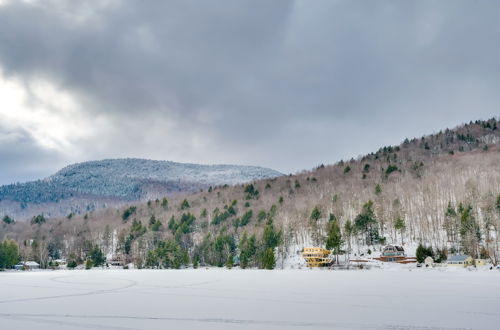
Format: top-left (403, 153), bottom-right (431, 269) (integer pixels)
top-left (1, 118), bottom-right (499, 269)
top-left (0, 159), bottom-right (283, 219)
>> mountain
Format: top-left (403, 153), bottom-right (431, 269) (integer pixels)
top-left (1, 118), bottom-right (500, 269)
top-left (0, 159), bottom-right (283, 219)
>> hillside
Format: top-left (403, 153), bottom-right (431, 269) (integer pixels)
top-left (1, 118), bottom-right (499, 269)
top-left (0, 159), bottom-right (283, 219)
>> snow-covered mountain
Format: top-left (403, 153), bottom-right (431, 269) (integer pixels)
top-left (0, 159), bottom-right (283, 219)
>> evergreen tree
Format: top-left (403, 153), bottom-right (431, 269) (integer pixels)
top-left (180, 199), bottom-right (190, 210)
top-left (416, 244), bottom-right (434, 263)
top-left (261, 248), bottom-right (276, 269)
top-left (161, 197), bottom-right (169, 209)
top-left (310, 205), bottom-right (322, 222)
top-left (354, 200), bottom-right (379, 245)
top-left (2, 215), bottom-right (14, 224)
top-left (88, 245), bottom-right (105, 267)
top-left (459, 205), bottom-right (481, 257)
top-left (0, 240), bottom-right (19, 269)
top-left (239, 233), bottom-right (257, 269)
top-left (30, 214), bottom-right (46, 225)
top-left (325, 220), bottom-right (343, 263)
top-left (121, 206), bottom-right (136, 222)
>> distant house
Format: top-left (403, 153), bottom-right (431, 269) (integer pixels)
top-left (447, 255), bottom-right (473, 267)
top-left (373, 245), bottom-right (416, 264)
top-left (303, 247), bottom-right (332, 267)
top-left (108, 254), bottom-right (131, 267)
top-left (14, 261), bottom-right (40, 270)
top-left (380, 245), bottom-right (405, 262)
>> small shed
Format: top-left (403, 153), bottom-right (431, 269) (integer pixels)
top-left (447, 255), bottom-right (473, 267)
top-left (424, 256), bottom-right (434, 267)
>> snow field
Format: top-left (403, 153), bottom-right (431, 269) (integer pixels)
top-left (0, 268), bottom-right (499, 329)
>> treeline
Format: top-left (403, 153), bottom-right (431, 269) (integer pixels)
top-left (1, 118), bottom-right (499, 270)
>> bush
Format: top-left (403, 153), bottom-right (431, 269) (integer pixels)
top-left (67, 260), bottom-right (78, 269)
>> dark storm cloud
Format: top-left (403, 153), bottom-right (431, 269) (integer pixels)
top-left (0, 0), bottom-right (499, 181)
top-left (0, 125), bottom-right (66, 185)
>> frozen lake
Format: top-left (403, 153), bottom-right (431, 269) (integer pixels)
top-left (0, 268), bottom-right (499, 329)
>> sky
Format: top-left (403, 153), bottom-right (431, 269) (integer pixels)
top-left (0, 0), bottom-right (499, 185)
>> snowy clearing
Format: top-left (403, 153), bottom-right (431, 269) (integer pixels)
top-left (0, 268), bottom-right (499, 330)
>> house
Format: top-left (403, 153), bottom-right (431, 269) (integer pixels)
top-left (447, 255), bottom-right (473, 267)
top-left (379, 245), bottom-right (405, 262)
top-left (108, 254), bottom-right (130, 266)
top-left (14, 261), bottom-right (40, 270)
top-left (424, 256), bottom-right (434, 267)
top-left (303, 247), bottom-right (332, 267)
top-left (373, 245), bottom-right (416, 264)
top-left (475, 259), bottom-right (488, 267)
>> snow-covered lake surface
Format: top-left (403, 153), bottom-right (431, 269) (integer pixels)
top-left (1, 268), bottom-right (499, 329)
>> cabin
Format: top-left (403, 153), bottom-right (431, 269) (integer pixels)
top-left (373, 245), bottom-right (416, 264)
top-left (379, 245), bottom-right (405, 262)
top-left (447, 255), bottom-right (473, 267)
top-left (14, 261), bottom-right (40, 270)
top-left (303, 247), bottom-right (332, 267)
top-left (108, 254), bottom-right (131, 267)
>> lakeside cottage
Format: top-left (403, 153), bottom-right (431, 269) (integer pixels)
top-left (447, 255), bottom-right (473, 267)
top-left (380, 245), bottom-right (405, 262)
top-left (373, 245), bottom-right (417, 264)
top-left (14, 261), bottom-right (40, 270)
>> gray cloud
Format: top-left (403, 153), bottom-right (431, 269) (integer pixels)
top-left (0, 125), bottom-right (67, 185)
top-left (0, 0), bottom-right (499, 182)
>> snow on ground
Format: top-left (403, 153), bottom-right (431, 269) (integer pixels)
top-left (0, 267), bottom-right (499, 330)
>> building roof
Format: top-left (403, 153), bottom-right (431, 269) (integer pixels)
top-left (383, 245), bottom-right (404, 251)
top-left (448, 255), bottom-right (470, 262)
top-left (16, 261), bottom-right (40, 266)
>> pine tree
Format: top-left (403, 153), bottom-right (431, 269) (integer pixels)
top-left (310, 206), bottom-right (322, 222)
top-left (0, 240), bottom-right (19, 269)
top-left (261, 248), bottom-right (275, 269)
top-left (354, 200), bottom-right (378, 245)
top-left (180, 199), bottom-right (190, 210)
top-left (325, 220), bottom-right (343, 264)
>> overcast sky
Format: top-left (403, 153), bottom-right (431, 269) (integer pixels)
top-left (0, 0), bottom-right (498, 185)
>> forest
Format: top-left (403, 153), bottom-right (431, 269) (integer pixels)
top-left (1, 118), bottom-right (499, 270)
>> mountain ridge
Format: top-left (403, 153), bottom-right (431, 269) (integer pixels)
top-left (0, 158), bottom-right (283, 219)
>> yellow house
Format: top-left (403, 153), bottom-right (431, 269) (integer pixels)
top-left (447, 255), bottom-right (473, 267)
top-left (475, 259), bottom-right (488, 267)
top-left (303, 247), bottom-right (332, 267)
